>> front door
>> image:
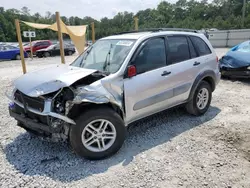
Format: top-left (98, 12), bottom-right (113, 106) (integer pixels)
top-left (124, 37), bottom-right (171, 124)
top-left (52, 44), bottom-right (61, 56)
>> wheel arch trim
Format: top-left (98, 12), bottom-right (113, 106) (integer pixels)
top-left (188, 70), bottom-right (216, 101)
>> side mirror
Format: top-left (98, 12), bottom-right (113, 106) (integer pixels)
top-left (127, 65), bottom-right (137, 78)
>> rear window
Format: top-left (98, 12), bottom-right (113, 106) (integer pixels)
top-left (190, 36), bottom-right (211, 56)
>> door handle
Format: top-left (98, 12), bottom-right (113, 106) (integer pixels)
top-left (193, 61), bottom-right (201, 66)
top-left (161, 71), bottom-right (171, 76)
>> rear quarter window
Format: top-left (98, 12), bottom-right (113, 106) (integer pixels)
top-left (190, 36), bottom-right (211, 56)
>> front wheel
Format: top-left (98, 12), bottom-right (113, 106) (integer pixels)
top-left (69, 107), bottom-right (126, 160)
top-left (15, 54), bottom-right (21, 60)
top-left (186, 81), bottom-right (212, 116)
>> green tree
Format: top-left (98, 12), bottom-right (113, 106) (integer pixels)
top-left (0, 0), bottom-right (248, 42)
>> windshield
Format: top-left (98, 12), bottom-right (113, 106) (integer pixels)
top-left (46, 44), bottom-right (56, 50)
top-left (70, 39), bottom-right (135, 73)
top-left (234, 41), bottom-right (250, 53)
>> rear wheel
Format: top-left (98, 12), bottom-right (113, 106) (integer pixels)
top-left (15, 54), bottom-right (21, 60)
top-left (186, 81), bottom-right (212, 116)
top-left (69, 107), bottom-right (126, 160)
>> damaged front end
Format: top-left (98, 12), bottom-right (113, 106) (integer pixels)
top-left (7, 87), bottom-right (76, 141)
top-left (219, 51), bottom-right (250, 78)
top-left (7, 66), bottom-right (124, 142)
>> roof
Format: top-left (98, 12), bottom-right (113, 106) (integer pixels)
top-left (102, 32), bottom-right (151, 40)
top-left (32, 40), bottom-right (51, 42)
top-left (101, 30), bottom-right (204, 40)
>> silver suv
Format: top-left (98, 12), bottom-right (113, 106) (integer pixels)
top-left (7, 29), bottom-right (220, 160)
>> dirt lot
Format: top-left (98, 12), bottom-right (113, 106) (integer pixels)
top-left (1, 49), bottom-right (250, 188)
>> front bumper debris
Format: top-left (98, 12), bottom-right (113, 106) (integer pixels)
top-left (6, 91), bottom-right (75, 125)
top-left (221, 69), bottom-right (250, 78)
top-left (9, 108), bottom-right (61, 134)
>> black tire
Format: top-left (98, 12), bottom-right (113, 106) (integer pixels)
top-left (69, 107), bottom-right (126, 160)
top-left (67, 51), bottom-right (73, 56)
top-left (186, 81), bottom-right (212, 116)
top-left (44, 52), bottom-right (50, 57)
top-left (15, 54), bottom-right (21, 60)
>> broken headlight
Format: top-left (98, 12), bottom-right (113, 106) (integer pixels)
top-left (5, 82), bottom-right (16, 99)
top-left (53, 88), bottom-right (74, 115)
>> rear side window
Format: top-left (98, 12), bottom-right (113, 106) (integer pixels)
top-left (167, 36), bottom-right (190, 64)
top-left (190, 36), bottom-right (211, 56)
top-left (134, 38), bottom-right (167, 74)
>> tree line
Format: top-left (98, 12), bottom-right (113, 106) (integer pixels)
top-left (0, 0), bottom-right (249, 42)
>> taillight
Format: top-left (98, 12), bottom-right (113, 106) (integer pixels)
top-left (216, 56), bottom-right (219, 62)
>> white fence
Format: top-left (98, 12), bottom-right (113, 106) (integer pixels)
top-left (208, 29), bottom-right (250, 47)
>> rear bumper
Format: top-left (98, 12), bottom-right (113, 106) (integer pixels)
top-left (215, 71), bottom-right (221, 85)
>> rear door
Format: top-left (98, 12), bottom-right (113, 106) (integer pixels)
top-left (0, 46), bottom-right (12, 59)
top-left (0, 46), bottom-right (7, 59)
top-left (161, 35), bottom-right (202, 107)
top-left (189, 36), bottom-right (215, 72)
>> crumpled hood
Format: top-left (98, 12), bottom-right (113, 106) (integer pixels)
top-left (14, 64), bottom-right (96, 97)
top-left (220, 51), bottom-right (250, 68)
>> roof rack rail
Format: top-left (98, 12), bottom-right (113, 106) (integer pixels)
top-left (115, 28), bottom-right (199, 35)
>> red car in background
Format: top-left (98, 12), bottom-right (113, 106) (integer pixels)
top-left (23, 40), bottom-right (52, 55)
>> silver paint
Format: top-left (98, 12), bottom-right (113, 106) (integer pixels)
top-left (8, 31), bottom-right (220, 127)
top-left (10, 96), bottom-right (75, 124)
top-left (13, 64), bottom-right (96, 97)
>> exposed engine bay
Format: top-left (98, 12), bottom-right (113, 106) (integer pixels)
top-left (52, 88), bottom-right (75, 115)
top-left (52, 71), bottom-right (107, 115)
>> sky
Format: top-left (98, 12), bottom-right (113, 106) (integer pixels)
top-left (1, 0), bottom-right (173, 20)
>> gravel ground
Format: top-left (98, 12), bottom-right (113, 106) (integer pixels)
top-left (1, 49), bottom-right (250, 188)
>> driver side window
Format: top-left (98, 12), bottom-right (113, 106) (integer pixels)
top-left (133, 38), bottom-right (167, 74)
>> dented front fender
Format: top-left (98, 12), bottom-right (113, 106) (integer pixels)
top-left (68, 80), bottom-right (124, 119)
